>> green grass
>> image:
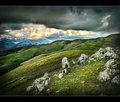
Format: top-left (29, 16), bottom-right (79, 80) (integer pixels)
top-left (0, 34), bottom-right (120, 95)
top-left (42, 61), bottom-right (120, 96)
top-left (0, 34), bottom-right (120, 75)
top-left (0, 50), bottom-right (94, 95)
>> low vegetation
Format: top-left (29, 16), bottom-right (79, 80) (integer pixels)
top-left (0, 34), bottom-right (120, 95)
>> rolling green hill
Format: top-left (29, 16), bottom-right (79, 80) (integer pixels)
top-left (0, 34), bottom-right (120, 76)
top-left (0, 34), bottom-right (120, 95)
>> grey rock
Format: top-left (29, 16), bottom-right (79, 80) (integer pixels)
top-left (98, 68), bottom-right (119, 82)
top-left (111, 75), bottom-right (120, 84)
top-left (26, 72), bottom-right (51, 94)
top-left (62, 68), bottom-right (67, 74)
top-left (98, 69), bottom-right (111, 81)
top-left (58, 73), bottom-right (63, 79)
top-left (44, 80), bottom-right (49, 86)
top-left (62, 57), bottom-right (70, 68)
top-left (91, 47), bottom-right (118, 60)
top-left (104, 59), bottom-right (117, 69)
top-left (36, 84), bottom-right (45, 93)
top-left (78, 54), bottom-right (88, 64)
top-left (26, 85), bottom-right (33, 92)
top-left (88, 57), bottom-right (96, 63)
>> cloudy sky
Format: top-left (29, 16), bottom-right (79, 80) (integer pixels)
top-left (0, 6), bottom-right (120, 31)
top-left (0, 6), bottom-right (120, 50)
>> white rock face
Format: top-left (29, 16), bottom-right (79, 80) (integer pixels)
top-left (78, 54), bottom-right (88, 64)
top-left (98, 68), bottom-right (119, 82)
top-left (26, 72), bottom-right (51, 94)
top-left (36, 84), bottom-right (45, 93)
top-left (58, 73), bottom-right (63, 79)
top-left (104, 59), bottom-right (117, 69)
top-left (26, 85), bottom-right (33, 92)
top-left (43, 73), bottom-right (50, 79)
top-left (62, 57), bottom-right (70, 68)
top-left (44, 80), bottom-right (49, 86)
top-left (111, 75), bottom-right (120, 84)
top-left (98, 69), bottom-right (111, 81)
top-left (62, 68), bottom-right (67, 74)
top-left (91, 47), bottom-right (118, 60)
top-left (88, 57), bottom-right (96, 63)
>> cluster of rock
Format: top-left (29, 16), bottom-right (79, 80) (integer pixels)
top-left (26, 46), bottom-right (120, 94)
top-left (89, 47), bottom-right (118, 61)
top-left (26, 73), bottom-right (51, 94)
top-left (96, 47), bottom-right (120, 84)
top-left (58, 57), bottom-right (69, 79)
top-left (78, 54), bottom-right (88, 64)
top-left (58, 54), bottom-right (89, 79)
top-left (60, 47), bottom-right (120, 85)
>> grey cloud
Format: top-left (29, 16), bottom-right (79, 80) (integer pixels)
top-left (0, 6), bottom-right (120, 32)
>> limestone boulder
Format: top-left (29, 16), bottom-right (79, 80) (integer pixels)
top-left (104, 59), bottom-right (118, 69)
top-left (26, 85), bottom-right (33, 92)
top-left (26, 72), bottom-right (51, 94)
top-left (62, 68), bottom-right (67, 74)
top-left (58, 73), bottom-right (63, 79)
top-left (62, 57), bottom-right (70, 68)
top-left (98, 69), bottom-right (111, 81)
top-left (111, 75), bottom-right (120, 84)
top-left (78, 54), bottom-right (88, 64)
top-left (98, 68), bottom-right (119, 82)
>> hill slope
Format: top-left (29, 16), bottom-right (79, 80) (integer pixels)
top-left (0, 34), bottom-right (120, 95)
top-left (0, 34), bottom-right (120, 76)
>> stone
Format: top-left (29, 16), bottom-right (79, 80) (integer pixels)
top-left (90, 47), bottom-right (118, 60)
top-left (26, 85), bottom-right (33, 92)
top-left (105, 47), bottom-right (113, 53)
top-left (27, 72), bottom-right (51, 94)
top-left (33, 78), bottom-right (42, 86)
top-left (43, 73), bottom-right (49, 79)
top-left (98, 68), bottom-right (119, 82)
top-left (62, 68), bottom-right (67, 74)
top-left (62, 57), bottom-right (70, 68)
top-left (36, 84), bottom-right (45, 93)
top-left (111, 75), bottom-right (120, 84)
top-left (44, 80), bottom-right (49, 86)
top-left (91, 48), bottom-right (106, 60)
top-left (88, 57), bottom-right (96, 63)
top-left (104, 59), bottom-right (118, 69)
top-left (98, 69), bottom-right (111, 81)
top-left (78, 54), bottom-right (88, 64)
top-left (58, 73), bottom-right (63, 79)
top-left (98, 48), bottom-right (107, 55)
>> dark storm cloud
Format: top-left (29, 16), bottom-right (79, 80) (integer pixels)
top-left (0, 6), bottom-right (120, 32)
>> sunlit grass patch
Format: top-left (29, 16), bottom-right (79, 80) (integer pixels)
top-left (47, 61), bottom-right (109, 95)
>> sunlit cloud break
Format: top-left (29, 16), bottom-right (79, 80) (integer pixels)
top-left (0, 24), bottom-right (102, 41)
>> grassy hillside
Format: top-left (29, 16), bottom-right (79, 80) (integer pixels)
top-left (0, 34), bottom-right (120, 95)
top-left (0, 50), bottom-right (93, 95)
top-left (0, 34), bottom-right (120, 76)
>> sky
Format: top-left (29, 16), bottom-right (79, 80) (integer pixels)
top-left (0, 6), bottom-right (120, 51)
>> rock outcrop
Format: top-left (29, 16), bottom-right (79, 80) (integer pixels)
top-left (78, 54), bottom-right (88, 64)
top-left (58, 72), bottom-right (64, 79)
top-left (90, 47), bottom-right (118, 60)
top-left (97, 47), bottom-right (120, 83)
top-left (62, 57), bottom-right (70, 68)
top-left (26, 73), bottom-right (51, 94)
top-left (111, 75), bottom-right (120, 84)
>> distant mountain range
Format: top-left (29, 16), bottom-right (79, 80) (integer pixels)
top-left (0, 35), bottom-right (107, 51)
